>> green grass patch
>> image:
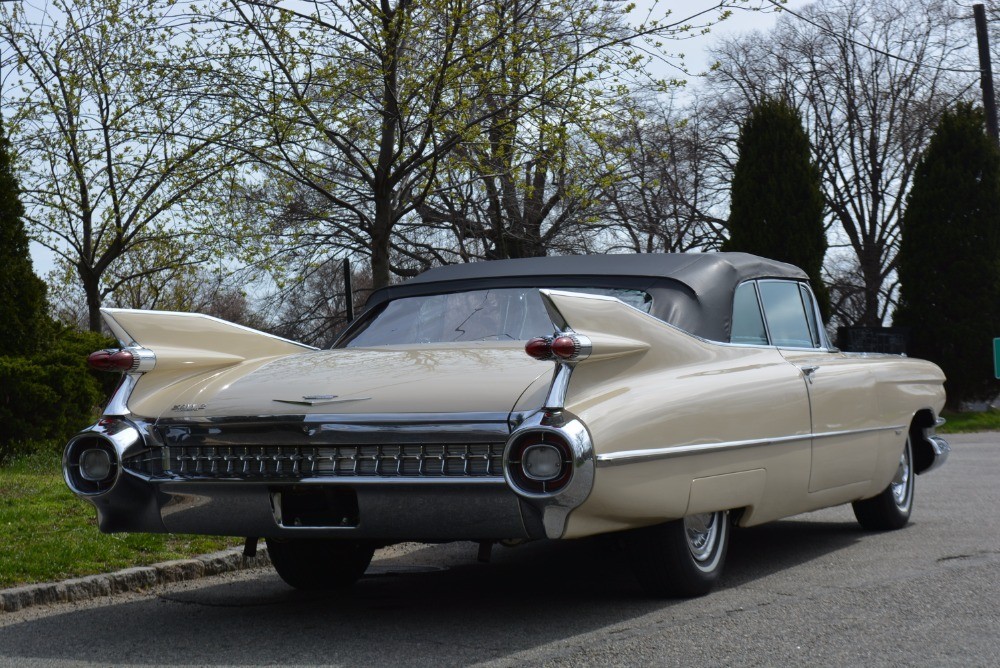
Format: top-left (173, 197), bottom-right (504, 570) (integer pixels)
top-left (938, 409), bottom-right (1000, 434)
top-left (0, 450), bottom-right (240, 588)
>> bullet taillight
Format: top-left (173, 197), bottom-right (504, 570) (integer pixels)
top-left (87, 349), bottom-right (137, 372)
top-left (525, 333), bottom-right (590, 362)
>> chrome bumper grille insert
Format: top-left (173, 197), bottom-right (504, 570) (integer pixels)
top-left (124, 443), bottom-right (505, 480)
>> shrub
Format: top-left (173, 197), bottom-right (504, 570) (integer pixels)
top-left (895, 104), bottom-right (1000, 408)
top-left (0, 121), bottom-right (51, 357)
top-left (0, 328), bottom-right (116, 462)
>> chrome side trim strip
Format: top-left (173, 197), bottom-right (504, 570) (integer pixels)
top-left (811, 424), bottom-right (906, 439)
top-left (596, 424), bottom-right (907, 466)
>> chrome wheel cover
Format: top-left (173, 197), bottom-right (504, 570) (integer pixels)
top-left (890, 439), bottom-right (914, 512)
top-left (683, 512), bottom-right (725, 572)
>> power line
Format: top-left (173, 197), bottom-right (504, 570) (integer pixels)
top-left (763, 0), bottom-right (982, 75)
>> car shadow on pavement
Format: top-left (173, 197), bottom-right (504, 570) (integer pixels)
top-left (0, 517), bottom-right (868, 666)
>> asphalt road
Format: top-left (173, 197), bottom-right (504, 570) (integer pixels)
top-left (1, 432), bottom-right (998, 667)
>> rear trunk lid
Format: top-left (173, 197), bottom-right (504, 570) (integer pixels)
top-left (152, 343), bottom-right (550, 419)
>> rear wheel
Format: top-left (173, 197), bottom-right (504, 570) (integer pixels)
top-left (266, 538), bottom-right (374, 591)
top-left (853, 436), bottom-right (914, 531)
top-left (625, 510), bottom-right (730, 598)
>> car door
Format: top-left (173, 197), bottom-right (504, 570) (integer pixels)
top-left (756, 280), bottom-right (881, 492)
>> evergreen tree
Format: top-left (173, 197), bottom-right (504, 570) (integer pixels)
top-left (895, 103), bottom-right (1000, 408)
top-left (723, 97), bottom-right (829, 316)
top-left (0, 120), bottom-right (49, 356)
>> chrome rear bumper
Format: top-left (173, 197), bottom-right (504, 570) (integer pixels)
top-left (87, 474), bottom-right (545, 540)
top-left (920, 435), bottom-right (950, 474)
top-left (913, 416), bottom-right (950, 475)
top-left (63, 413), bottom-right (594, 541)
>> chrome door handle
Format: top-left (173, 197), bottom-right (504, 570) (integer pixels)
top-left (801, 366), bottom-right (819, 383)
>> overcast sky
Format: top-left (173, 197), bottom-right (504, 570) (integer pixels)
top-left (661, 0), bottom-right (811, 75)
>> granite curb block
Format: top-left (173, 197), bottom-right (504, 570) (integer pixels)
top-left (0, 547), bottom-right (271, 614)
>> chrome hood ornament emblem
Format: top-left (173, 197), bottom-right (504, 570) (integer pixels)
top-left (171, 403), bottom-right (207, 412)
top-left (272, 395), bottom-right (371, 407)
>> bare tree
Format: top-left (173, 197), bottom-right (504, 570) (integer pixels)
top-left (264, 259), bottom-right (374, 347)
top-left (0, 0), bottom-right (243, 331)
top-left (417, 116), bottom-right (609, 260)
top-left (194, 0), bottom-right (738, 286)
top-left (823, 252), bottom-right (869, 332)
top-left (413, 1), bottom-right (628, 262)
top-left (597, 94), bottom-right (729, 254)
top-left (708, 0), bottom-right (971, 325)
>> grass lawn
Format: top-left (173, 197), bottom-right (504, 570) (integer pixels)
top-left (938, 409), bottom-right (1000, 434)
top-left (0, 451), bottom-right (241, 588)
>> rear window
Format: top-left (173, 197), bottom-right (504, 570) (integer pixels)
top-left (342, 287), bottom-right (652, 347)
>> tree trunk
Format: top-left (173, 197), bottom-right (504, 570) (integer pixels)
top-left (858, 250), bottom-right (883, 327)
top-left (370, 197), bottom-right (393, 289)
top-left (80, 267), bottom-right (103, 333)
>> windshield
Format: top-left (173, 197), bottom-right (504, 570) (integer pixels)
top-left (342, 287), bottom-right (652, 347)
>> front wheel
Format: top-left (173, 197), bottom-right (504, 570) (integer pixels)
top-left (266, 538), bottom-right (375, 591)
top-left (852, 436), bottom-right (914, 531)
top-left (625, 510), bottom-right (730, 598)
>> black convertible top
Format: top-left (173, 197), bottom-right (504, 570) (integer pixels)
top-left (359, 253), bottom-right (808, 342)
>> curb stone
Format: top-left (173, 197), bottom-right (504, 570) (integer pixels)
top-left (0, 547), bottom-right (271, 614)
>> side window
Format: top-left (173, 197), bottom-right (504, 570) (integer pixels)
top-left (731, 282), bottom-right (769, 345)
top-left (758, 281), bottom-right (816, 348)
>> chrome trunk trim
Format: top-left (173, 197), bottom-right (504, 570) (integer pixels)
top-left (125, 442), bottom-right (506, 481)
top-left (121, 412), bottom-right (520, 484)
top-left (154, 411), bottom-right (519, 427)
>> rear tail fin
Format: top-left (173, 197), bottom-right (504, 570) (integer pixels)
top-left (96, 309), bottom-right (315, 416)
top-left (528, 290), bottom-right (720, 412)
top-left (101, 308), bottom-right (314, 370)
top-left (538, 290), bottom-right (713, 367)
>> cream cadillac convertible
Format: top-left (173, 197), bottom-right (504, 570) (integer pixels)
top-left (65, 253), bottom-right (949, 597)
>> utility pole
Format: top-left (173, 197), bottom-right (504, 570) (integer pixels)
top-left (343, 257), bottom-right (354, 322)
top-left (975, 4), bottom-right (999, 143)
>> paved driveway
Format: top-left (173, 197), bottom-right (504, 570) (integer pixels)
top-left (1, 432), bottom-right (998, 666)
